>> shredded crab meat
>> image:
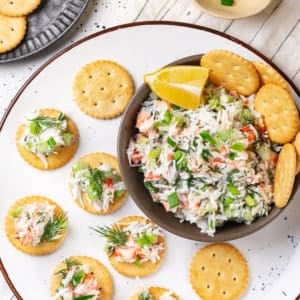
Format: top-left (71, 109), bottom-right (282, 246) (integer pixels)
top-left (127, 86), bottom-right (278, 236)
top-left (13, 202), bottom-right (55, 246)
top-left (52, 264), bottom-right (100, 300)
top-left (70, 163), bottom-right (126, 212)
top-left (112, 221), bottom-right (164, 264)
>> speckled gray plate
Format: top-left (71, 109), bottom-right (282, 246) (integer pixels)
top-left (0, 0), bottom-right (89, 63)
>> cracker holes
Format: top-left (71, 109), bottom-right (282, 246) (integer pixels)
top-left (112, 99), bottom-right (116, 104)
top-left (233, 276), bottom-right (237, 282)
top-left (11, 28), bottom-right (14, 32)
top-left (201, 266), bottom-right (205, 271)
top-left (212, 253), bottom-right (216, 258)
top-left (222, 291), bottom-right (227, 295)
top-left (119, 84), bottom-right (123, 88)
top-left (89, 75), bottom-right (93, 79)
top-left (10, 1), bottom-right (14, 5)
top-left (107, 72), bottom-right (111, 76)
top-left (0, 40), bottom-right (3, 44)
top-left (228, 258), bottom-right (231, 263)
top-left (217, 271), bottom-right (221, 276)
top-left (100, 87), bottom-right (104, 91)
top-left (206, 284), bottom-right (210, 289)
top-left (94, 102), bottom-right (98, 106)
top-left (81, 90), bottom-right (86, 94)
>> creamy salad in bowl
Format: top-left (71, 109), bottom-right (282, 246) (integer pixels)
top-left (127, 85), bottom-right (279, 236)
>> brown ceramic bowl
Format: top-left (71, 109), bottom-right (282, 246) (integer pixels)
top-left (117, 54), bottom-right (292, 242)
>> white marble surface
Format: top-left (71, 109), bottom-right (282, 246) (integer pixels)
top-left (0, 0), bottom-right (299, 299)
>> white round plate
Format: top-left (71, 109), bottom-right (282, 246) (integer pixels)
top-left (0, 21), bottom-right (299, 300)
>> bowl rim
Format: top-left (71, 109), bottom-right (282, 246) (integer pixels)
top-left (117, 54), bottom-right (297, 242)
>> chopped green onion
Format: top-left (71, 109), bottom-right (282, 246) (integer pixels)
top-left (173, 114), bottom-right (185, 128)
top-left (221, 0), bottom-right (233, 6)
top-left (174, 150), bottom-right (183, 161)
top-left (114, 189), bottom-right (125, 199)
top-left (12, 207), bottom-right (23, 218)
top-left (71, 269), bottom-right (85, 287)
top-left (167, 192), bottom-right (179, 208)
top-left (241, 108), bottom-right (255, 125)
top-left (163, 111), bottom-right (172, 125)
top-left (245, 194), bottom-right (257, 207)
top-left (223, 197), bottom-right (235, 208)
top-left (57, 112), bottom-right (65, 121)
top-left (29, 121), bottom-right (41, 135)
top-left (228, 152), bottom-right (236, 160)
top-left (144, 181), bottom-right (159, 193)
top-left (153, 121), bottom-right (163, 129)
top-left (135, 258), bottom-right (142, 267)
top-left (63, 132), bottom-right (74, 146)
top-left (136, 233), bottom-right (155, 247)
top-left (201, 149), bottom-right (211, 162)
top-left (227, 95), bottom-right (235, 103)
top-left (200, 130), bottom-right (216, 146)
top-left (227, 183), bottom-right (240, 195)
top-left (149, 147), bottom-right (161, 159)
top-left (47, 137), bottom-right (57, 148)
top-left (74, 295), bottom-right (95, 300)
top-left (167, 136), bottom-right (176, 147)
top-left (230, 142), bottom-right (246, 152)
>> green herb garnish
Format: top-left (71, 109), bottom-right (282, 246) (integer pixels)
top-left (167, 192), bottom-right (179, 208)
top-left (40, 212), bottom-right (67, 242)
top-left (144, 181), bottom-right (159, 193)
top-left (136, 233), bottom-right (156, 247)
top-left (55, 258), bottom-right (81, 277)
top-left (91, 224), bottom-right (127, 246)
top-left (74, 295), bottom-right (95, 300)
top-left (71, 269), bottom-right (85, 287)
top-left (221, 0), bottom-right (233, 6)
top-left (200, 130), bottom-right (217, 146)
top-left (201, 149), bottom-right (211, 162)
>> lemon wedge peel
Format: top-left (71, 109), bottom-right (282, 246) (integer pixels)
top-left (144, 66), bottom-right (209, 110)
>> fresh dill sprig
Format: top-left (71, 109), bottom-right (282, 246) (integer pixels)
top-left (40, 212), bottom-right (67, 242)
top-left (55, 258), bottom-right (81, 277)
top-left (28, 114), bottom-right (64, 135)
top-left (90, 224), bottom-right (127, 246)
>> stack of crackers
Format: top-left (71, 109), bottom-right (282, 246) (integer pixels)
top-left (0, 0), bottom-right (41, 53)
top-left (201, 49), bottom-right (299, 209)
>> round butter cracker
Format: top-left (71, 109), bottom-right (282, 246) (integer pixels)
top-left (5, 195), bottom-right (68, 256)
top-left (16, 108), bottom-right (79, 170)
top-left (254, 84), bottom-right (299, 143)
top-left (73, 60), bottom-right (134, 119)
top-left (50, 256), bottom-right (113, 300)
top-left (108, 216), bottom-right (166, 277)
top-left (253, 61), bottom-right (289, 90)
top-left (0, 14), bottom-right (26, 53)
top-left (201, 50), bottom-right (260, 96)
top-left (0, 0), bottom-right (41, 16)
top-left (189, 243), bottom-right (248, 300)
top-left (274, 143), bottom-right (296, 208)
top-left (70, 152), bottom-right (127, 215)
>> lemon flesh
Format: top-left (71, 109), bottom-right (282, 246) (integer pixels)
top-left (144, 66), bottom-right (209, 110)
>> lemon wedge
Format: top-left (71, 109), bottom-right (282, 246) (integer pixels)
top-left (144, 66), bottom-right (209, 110)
